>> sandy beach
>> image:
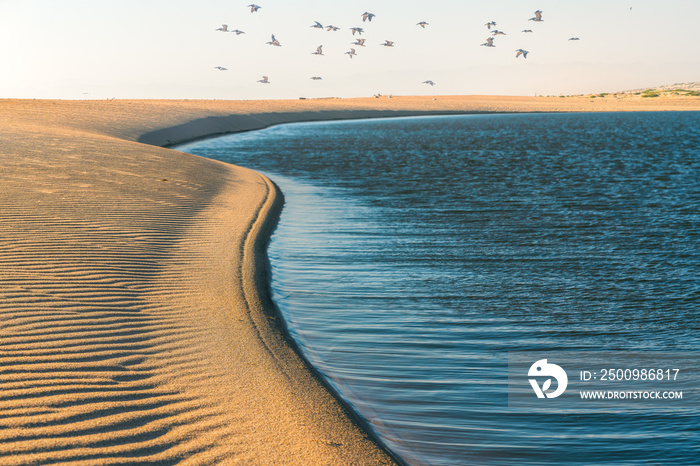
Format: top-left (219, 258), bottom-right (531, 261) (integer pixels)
top-left (1, 95), bottom-right (699, 464)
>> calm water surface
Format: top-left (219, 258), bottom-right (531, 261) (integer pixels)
top-left (180, 112), bottom-right (700, 465)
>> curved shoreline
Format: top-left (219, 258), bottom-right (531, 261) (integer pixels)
top-left (0, 99), bottom-right (402, 464)
top-left (1, 97), bottom-right (699, 464)
top-left (234, 170), bottom-right (407, 464)
top-left (139, 109), bottom-right (480, 147)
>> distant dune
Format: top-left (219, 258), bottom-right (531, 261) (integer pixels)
top-left (621, 82), bottom-right (700, 95)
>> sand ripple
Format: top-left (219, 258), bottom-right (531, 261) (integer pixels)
top-left (0, 102), bottom-right (396, 464)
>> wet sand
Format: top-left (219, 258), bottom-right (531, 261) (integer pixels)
top-left (1, 95), bottom-right (698, 464)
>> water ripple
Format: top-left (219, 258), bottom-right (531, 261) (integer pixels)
top-left (183, 113), bottom-right (700, 465)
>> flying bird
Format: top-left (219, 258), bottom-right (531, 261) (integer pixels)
top-left (326, 25), bottom-right (340, 31)
top-left (311, 21), bottom-right (323, 29)
top-left (515, 49), bottom-right (529, 58)
top-left (258, 75), bottom-right (270, 83)
top-left (345, 48), bottom-right (357, 58)
top-left (214, 66), bottom-right (228, 70)
top-left (569, 37), bottom-right (580, 41)
top-left (311, 76), bottom-right (322, 80)
top-left (529, 10), bottom-right (543, 22)
top-left (485, 21), bottom-right (497, 29)
top-left (423, 80), bottom-right (436, 86)
top-left (248, 4), bottom-right (261, 12)
top-left (266, 34), bottom-right (281, 46)
top-left (481, 37), bottom-right (495, 47)
top-left (312, 45), bottom-right (324, 55)
top-left (491, 30), bottom-right (506, 36)
top-left (522, 29), bottom-right (533, 33)
top-left (417, 21), bottom-right (429, 28)
top-left (215, 24), bottom-right (229, 32)
top-left (381, 40), bottom-right (395, 47)
top-left (352, 38), bottom-right (366, 47)
top-left (362, 12), bottom-right (376, 22)
top-left (350, 27), bottom-right (364, 35)
top-left (231, 29), bottom-right (245, 35)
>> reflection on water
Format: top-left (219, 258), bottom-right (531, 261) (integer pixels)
top-left (180, 112), bottom-right (700, 465)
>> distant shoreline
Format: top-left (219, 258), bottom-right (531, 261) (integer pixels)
top-left (134, 94), bottom-right (700, 148)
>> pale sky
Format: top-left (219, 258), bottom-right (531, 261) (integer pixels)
top-left (2, 0), bottom-right (699, 99)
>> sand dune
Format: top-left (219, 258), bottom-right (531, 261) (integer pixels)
top-left (1, 95), bottom-right (698, 464)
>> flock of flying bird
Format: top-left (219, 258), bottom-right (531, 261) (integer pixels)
top-left (480, 10), bottom-right (580, 60)
top-left (213, 6), bottom-right (580, 87)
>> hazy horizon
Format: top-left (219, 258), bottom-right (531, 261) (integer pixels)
top-left (2, 0), bottom-right (699, 100)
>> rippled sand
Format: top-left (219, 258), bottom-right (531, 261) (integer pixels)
top-left (1, 95), bottom-right (697, 464)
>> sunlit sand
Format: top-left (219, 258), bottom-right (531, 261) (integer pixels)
top-left (1, 94), bottom-right (698, 463)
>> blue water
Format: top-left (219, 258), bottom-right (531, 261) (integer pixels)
top-left (178, 112), bottom-right (700, 465)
